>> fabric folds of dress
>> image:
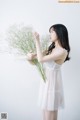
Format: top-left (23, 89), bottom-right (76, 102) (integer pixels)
top-left (37, 60), bottom-right (65, 111)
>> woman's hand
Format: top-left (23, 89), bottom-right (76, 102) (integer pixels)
top-left (33, 32), bottom-right (40, 42)
top-left (26, 52), bottom-right (34, 60)
top-left (26, 52), bottom-right (36, 65)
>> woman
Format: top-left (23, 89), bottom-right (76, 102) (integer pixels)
top-left (27, 24), bottom-right (70, 120)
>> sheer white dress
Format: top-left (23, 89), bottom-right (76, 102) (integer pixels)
top-left (37, 60), bottom-right (65, 111)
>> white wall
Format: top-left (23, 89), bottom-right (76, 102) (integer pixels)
top-left (0, 0), bottom-right (80, 120)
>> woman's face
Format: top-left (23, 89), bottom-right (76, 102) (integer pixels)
top-left (50, 28), bottom-right (58, 42)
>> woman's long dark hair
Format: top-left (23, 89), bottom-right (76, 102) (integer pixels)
top-left (46, 24), bottom-right (71, 62)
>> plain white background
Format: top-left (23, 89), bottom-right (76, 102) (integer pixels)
top-left (0, 0), bottom-right (80, 120)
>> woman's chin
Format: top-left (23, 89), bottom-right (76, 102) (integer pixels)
top-left (50, 39), bottom-right (54, 43)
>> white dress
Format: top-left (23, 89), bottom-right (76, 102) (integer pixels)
top-left (37, 60), bottom-right (65, 111)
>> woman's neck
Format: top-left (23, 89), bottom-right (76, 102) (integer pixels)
top-left (55, 40), bottom-right (62, 49)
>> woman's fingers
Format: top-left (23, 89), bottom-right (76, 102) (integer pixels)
top-left (33, 32), bottom-right (40, 41)
top-left (27, 53), bottom-right (33, 60)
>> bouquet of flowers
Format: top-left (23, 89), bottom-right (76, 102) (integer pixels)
top-left (6, 24), bottom-right (49, 82)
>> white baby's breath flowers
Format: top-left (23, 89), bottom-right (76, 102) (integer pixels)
top-left (6, 23), bottom-right (49, 82)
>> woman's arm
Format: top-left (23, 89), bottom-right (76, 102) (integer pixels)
top-left (31, 49), bottom-right (48, 59)
top-left (26, 50), bottom-right (48, 65)
top-left (26, 49), bottom-right (48, 60)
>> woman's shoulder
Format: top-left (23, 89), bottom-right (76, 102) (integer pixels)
top-left (58, 48), bottom-right (68, 57)
top-left (52, 47), bottom-right (68, 61)
top-left (51, 48), bottom-right (68, 64)
top-left (52, 47), bottom-right (67, 54)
